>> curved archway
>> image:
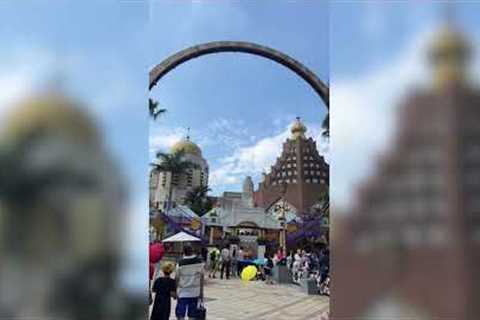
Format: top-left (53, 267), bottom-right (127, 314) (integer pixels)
top-left (149, 41), bottom-right (329, 108)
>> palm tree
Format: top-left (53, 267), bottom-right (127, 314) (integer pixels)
top-left (149, 98), bottom-right (167, 120)
top-left (319, 185), bottom-right (329, 215)
top-left (184, 185), bottom-right (213, 216)
top-left (151, 150), bottom-right (199, 211)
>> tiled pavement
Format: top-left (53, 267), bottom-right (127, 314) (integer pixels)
top-left (164, 277), bottom-right (329, 320)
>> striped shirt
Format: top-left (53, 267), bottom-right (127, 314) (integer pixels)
top-left (176, 255), bottom-right (204, 298)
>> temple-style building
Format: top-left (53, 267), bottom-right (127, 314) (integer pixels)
top-left (334, 18), bottom-right (480, 319)
top-left (201, 118), bottom-right (329, 251)
top-left (150, 135), bottom-right (209, 210)
top-left (202, 176), bottom-right (282, 251)
top-left (254, 117), bottom-right (329, 215)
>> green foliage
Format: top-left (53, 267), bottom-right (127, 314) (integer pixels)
top-left (151, 150), bottom-right (199, 185)
top-left (319, 185), bottom-right (329, 216)
top-left (149, 98), bottom-right (167, 120)
top-left (184, 185), bottom-right (213, 216)
top-left (151, 150), bottom-right (199, 210)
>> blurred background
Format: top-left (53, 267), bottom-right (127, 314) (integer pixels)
top-left (0, 2), bottom-right (148, 319)
top-left (331, 2), bottom-right (480, 319)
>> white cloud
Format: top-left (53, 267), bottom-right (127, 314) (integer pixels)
top-left (149, 127), bottom-right (186, 158)
top-left (0, 47), bottom-right (56, 125)
top-left (149, 117), bottom-right (251, 161)
top-left (210, 122), bottom-right (327, 190)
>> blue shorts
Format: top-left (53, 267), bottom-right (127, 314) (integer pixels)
top-left (175, 297), bottom-right (199, 318)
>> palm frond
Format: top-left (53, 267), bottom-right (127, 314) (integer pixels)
top-left (149, 98), bottom-right (167, 120)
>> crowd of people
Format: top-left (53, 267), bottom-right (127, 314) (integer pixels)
top-left (204, 244), bottom-right (329, 295)
top-left (287, 246), bottom-right (330, 296)
top-left (149, 243), bottom-right (329, 320)
top-left (206, 245), bottom-right (243, 280)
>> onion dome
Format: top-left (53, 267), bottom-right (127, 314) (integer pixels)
top-left (171, 136), bottom-right (202, 157)
top-left (429, 22), bottom-right (471, 90)
top-left (291, 117), bottom-right (307, 140)
top-left (1, 92), bottom-right (99, 146)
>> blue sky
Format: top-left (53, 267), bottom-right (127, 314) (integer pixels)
top-left (149, 1), bottom-right (329, 196)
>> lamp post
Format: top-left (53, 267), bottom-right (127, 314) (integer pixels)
top-left (274, 198), bottom-right (290, 250)
top-left (274, 183), bottom-right (290, 250)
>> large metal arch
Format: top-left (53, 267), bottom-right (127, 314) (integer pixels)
top-left (149, 41), bottom-right (329, 109)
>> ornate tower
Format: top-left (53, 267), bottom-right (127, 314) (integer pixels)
top-left (242, 176), bottom-right (255, 207)
top-left (428, 17), bottom-right (471, 91)
top-left (334, 16), bottom-right (480, 319)
top-left (254, 117), bottom-right (329, 214)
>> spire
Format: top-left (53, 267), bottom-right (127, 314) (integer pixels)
top-left (242, 176), bottom-right (254, 207)
top-left (291, 117), bottom-right (307, 140)
top-left (186, 127), bottom-right (191, 140)
top-left (428, 4), bottom-right (471, 90)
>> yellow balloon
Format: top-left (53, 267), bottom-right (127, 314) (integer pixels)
top-left (241, 265), bottom-right (257, 282)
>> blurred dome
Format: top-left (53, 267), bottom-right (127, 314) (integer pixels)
top-left (430, 24), bottom-right (470, 56)
top-left (171, 137), bottom-right (202, 157)
top-left (1, 92), bottom-right (99, 146)
top-left (429, 22), bottom-right (471, 89)
top-left (291, 117), bottom-right (307, 139)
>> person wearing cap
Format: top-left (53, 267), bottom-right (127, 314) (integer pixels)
top-left (151, 262), bottom-right (176, 320)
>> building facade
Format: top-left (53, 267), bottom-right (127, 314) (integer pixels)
top-left (333, 20), bottom-right (480, 319)
top-left (254, 117), bottom-right (329, 215)
top-left (203, 176), bottom-right (282, 251)
top-left (150, 136), bottom-right (209, 210)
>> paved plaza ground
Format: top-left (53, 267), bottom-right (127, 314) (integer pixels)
top-left (159, 277), bottom-right (329, 320)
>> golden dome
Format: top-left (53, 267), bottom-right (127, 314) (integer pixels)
top-left (291, 117), bottom-right (307, 140)
top-left (429, 23), bottom-right (471, 90)
top-left (171, 137), bottom-right (202, 156)
top-left (1, 92), bottom-right (99, 146)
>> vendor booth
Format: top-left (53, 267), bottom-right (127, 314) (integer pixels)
top-left (162, 231), bottom-right (202, 262)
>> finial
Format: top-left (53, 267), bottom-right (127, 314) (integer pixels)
top-left (186, 127), bottom-right (191, 140)
top-left (291, 116), bottom-right (307, 139)
top-left (429, 2), bottom-right (470, 90)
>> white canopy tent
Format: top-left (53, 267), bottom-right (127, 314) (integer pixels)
top-left (161, 232), bottom-right (202, 263)
top-left (162, 231), bottom-right (201, 243)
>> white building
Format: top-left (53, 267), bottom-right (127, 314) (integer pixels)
top-left (150, 136), bottom-right (209, 210)
top-left (202, 176), bottom-right (286, 250)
